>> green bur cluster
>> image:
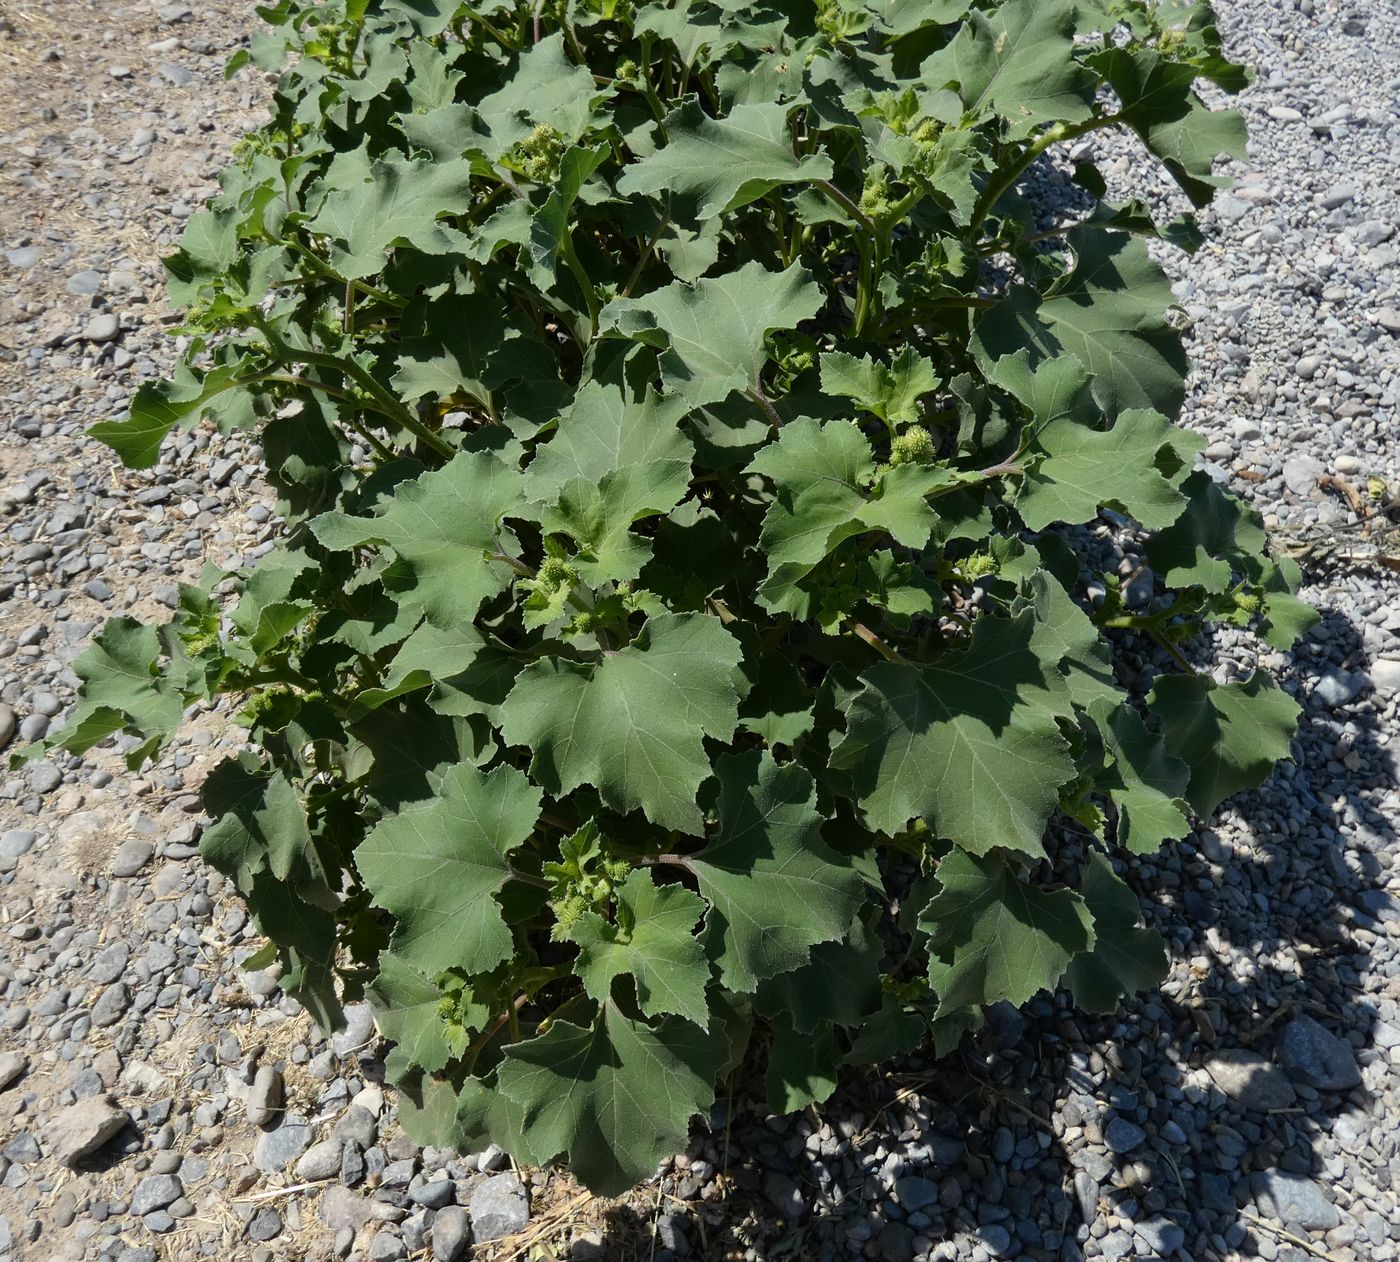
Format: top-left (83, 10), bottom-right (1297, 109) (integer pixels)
top-left (23, 0), bottom-right (1320, 1194)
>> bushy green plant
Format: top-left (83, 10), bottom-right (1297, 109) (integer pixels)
top-left (27, 0), bottom-right (1315, 1194)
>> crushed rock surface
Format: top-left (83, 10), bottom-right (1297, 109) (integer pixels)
top-left (1, 1), bottom-right (1398, 1260)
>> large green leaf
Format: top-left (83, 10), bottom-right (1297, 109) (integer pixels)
top-left (357, 764), bottom-right (543, 977)
top-left (90, 357), bottom-right (254, 470)
top-left (601, 261), bottom-right (824, 409)
top-left (1087, 47), bottom-right (1248, 207)
top-left (831, 613), bottom-right (1075, 854)
top-left (367, 952), bottom-right (458, 1078)
top-left (1144, 470), bottom-right (1267, 593)
top-left (920, 0), bottom-right (1095, 138)
top-left (1147, 671), bottom-right (1299, 817)
top-left (500, 613), bottom-right (744, 832)
top-left (1065, 851), bottom-right (1168, 1013)
top-left (974, 228), bottom-right (1188, 420)
top-left (498, 1001), bottom-right (725, 1195)
top-left (567, 870), bottom-right (711, 1027)
top-left (919, 850), bottom-right (1094, 1013)
top-left (525, 381), bottom-right (694, 500)
top-left (305, 145), bottom-right (474, 279)
top-left (690, 752), bottom-right (865, 992)
top-left (311, 451), bottom-right (523, 628)
top-left (524, 384), bottom-right (697, 583)
top-left (36, 618), bottom-right (185, 769)
top-left (199, 752), bottom-right (323, 889)
top-left (1089, 698), bottom-right (1191, 854)
top-left (618, 99), bottom-right (834, 218)
top-left (820, 348), bottom-right (940, 429)
top-left (1016, 408), bottom-right (1197, 530)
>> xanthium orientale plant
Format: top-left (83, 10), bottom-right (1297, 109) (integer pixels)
top-left (22, 0), bottom-right (1318, 1195)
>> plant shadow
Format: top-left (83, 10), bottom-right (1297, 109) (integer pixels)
top-left (565, 600), bottom-right (1393, 1261)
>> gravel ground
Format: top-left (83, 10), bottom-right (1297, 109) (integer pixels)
top-left (1, 1), bottom-right (1397, 1260)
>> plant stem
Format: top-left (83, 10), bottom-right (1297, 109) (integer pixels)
top-left (747, 382), bottom-right (783, 429)
top-left (970, 113), bottom-right (1121, 235)
top-left (623, 214), bottom-right (670, 297)
top-left (249, 314), bottom-right (454, 460)
top-left (558, 229), bottom-right (599, 342)
top-left (816, 179), bottom-right (876, 234)
top-left (848, 619), bottom-right (904, 663)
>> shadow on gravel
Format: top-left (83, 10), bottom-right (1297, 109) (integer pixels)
top-left (570, 607), bottom-right (1392, 1261)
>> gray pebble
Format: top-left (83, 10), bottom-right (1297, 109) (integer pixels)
top-left (246, 1066), bottom-right (284, 1127)
top-left (1278, 1015), bottom-right (1361, 1091)
top-left (430, 1205), bottom-right (470, 1262)
top-left (294, 1139), bottom-right (342, 1182)
top-left (130, 1173), bottom-right (183, 1217)
top-left (469, 1173), bottom-right (529, 1242)
top-left (1104, 1117), bottom-right (1145, 1154)
top-left (1251, 1170), bottom-right (1341, 1230)
top-left (1204, 1049), bottom-right (1298, 1111)
top-left (110, 839), bottom-right (154, 878)
top-left (82, 313), bottom-right (121, 343)
top-left (254, 1115), bottom-right (313, 1172)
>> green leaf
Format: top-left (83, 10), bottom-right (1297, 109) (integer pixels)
top-left (165, 206), bottom-right (241, 307)
top-left (356, 763), bottom-right (543, 977)
top-left (353, 623), bottom-right (520, 722)
top-left (367, 952), bottom-right (458, 1077)
top-left (1016, 408), bottom-right (1197, 530)
top-left (1087, 47), bottom-right (1248, 207)
top-left (1144, 470), bottom-right (1267, 593)
top-left (974, 228), bottom-right (1188, 421)
top-left (1089, 698), bottom-right (1191, 854)
top-left (567, 870), bottom-right (711, 1027)
top-left (819, 347), bottom-right (941, 429)
top-left (766, 1014), bottom-right (842, 1113)
top-left (690, 751), bottom-right (865, 993)
top-left (1065, 851), bottom-right (1168, 1014)
top-left (498, 1001), bottom-right (725, 1195)
top-left (242, 870), bottom-right (343, 1030)
top-left (39, 618), bottom-right (185, 769)
top-left (755, 916), bottom-right (884, 1033)
top-left (500, 613), bottom-right (744, 832)
top-left (311, 450), bottom-right (523, 628)
top-left (90, 359), bottom-right (253, 470)
top-left (918, 850), bottom-right (1094, 1013)
top-left (525, 144), bottom-right (609, 288)
top-left (199, 752), bottom-right (323, 888)
top-left (524, 384), bottom-right (696, 584)
top-left (618, 98), bottom-right (835, 219)
top-left (745, 417), bottom-right (955, 609)
top-left (1147, 670), bottom-right (1299, 818)
top-left (391, 294), bottom-right (554, 407)
top-left (525, 381), bottom-right (694, 500)
top-left (920, 0), bottom-right (1095, 138)
top-left (474, 33), bottom-right (604, 156)
top-left (601, 261), bottom-right (824, 409)
top-left (831, 613), bottom-right (1075, 854)
top-left (305, 144), bottom-right (474, 279)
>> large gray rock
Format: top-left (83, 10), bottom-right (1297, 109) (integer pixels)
top-left (1204, 1049), bottom-right (1297, 1111)
top-left (44, 1096), bottom-right (129, 1166)
top-left (0, 1052), bottom-right (28, 1091)
top-left (254, 1115), bottom-right (313, 1172)
top-left (1278, 1015), bottom-right (1361, 1091)
top-left (318, 1185), bottom-right (370, 1232)
top-left (431, 1205), bottom-right (471, 1262)
top-left (110, 839), bottom-right (154, 878)
top-left (294, 1139), bottom-right (342, 1182)
top-left (245, 1066), bottom-right (284, 1126)
top-left (130, 1173), bottom-right (183, 1216)
top-left (469, 1173), bottom-right (529, 1242)
top-left (1251, 1171), bottom-right (1341, 1231)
